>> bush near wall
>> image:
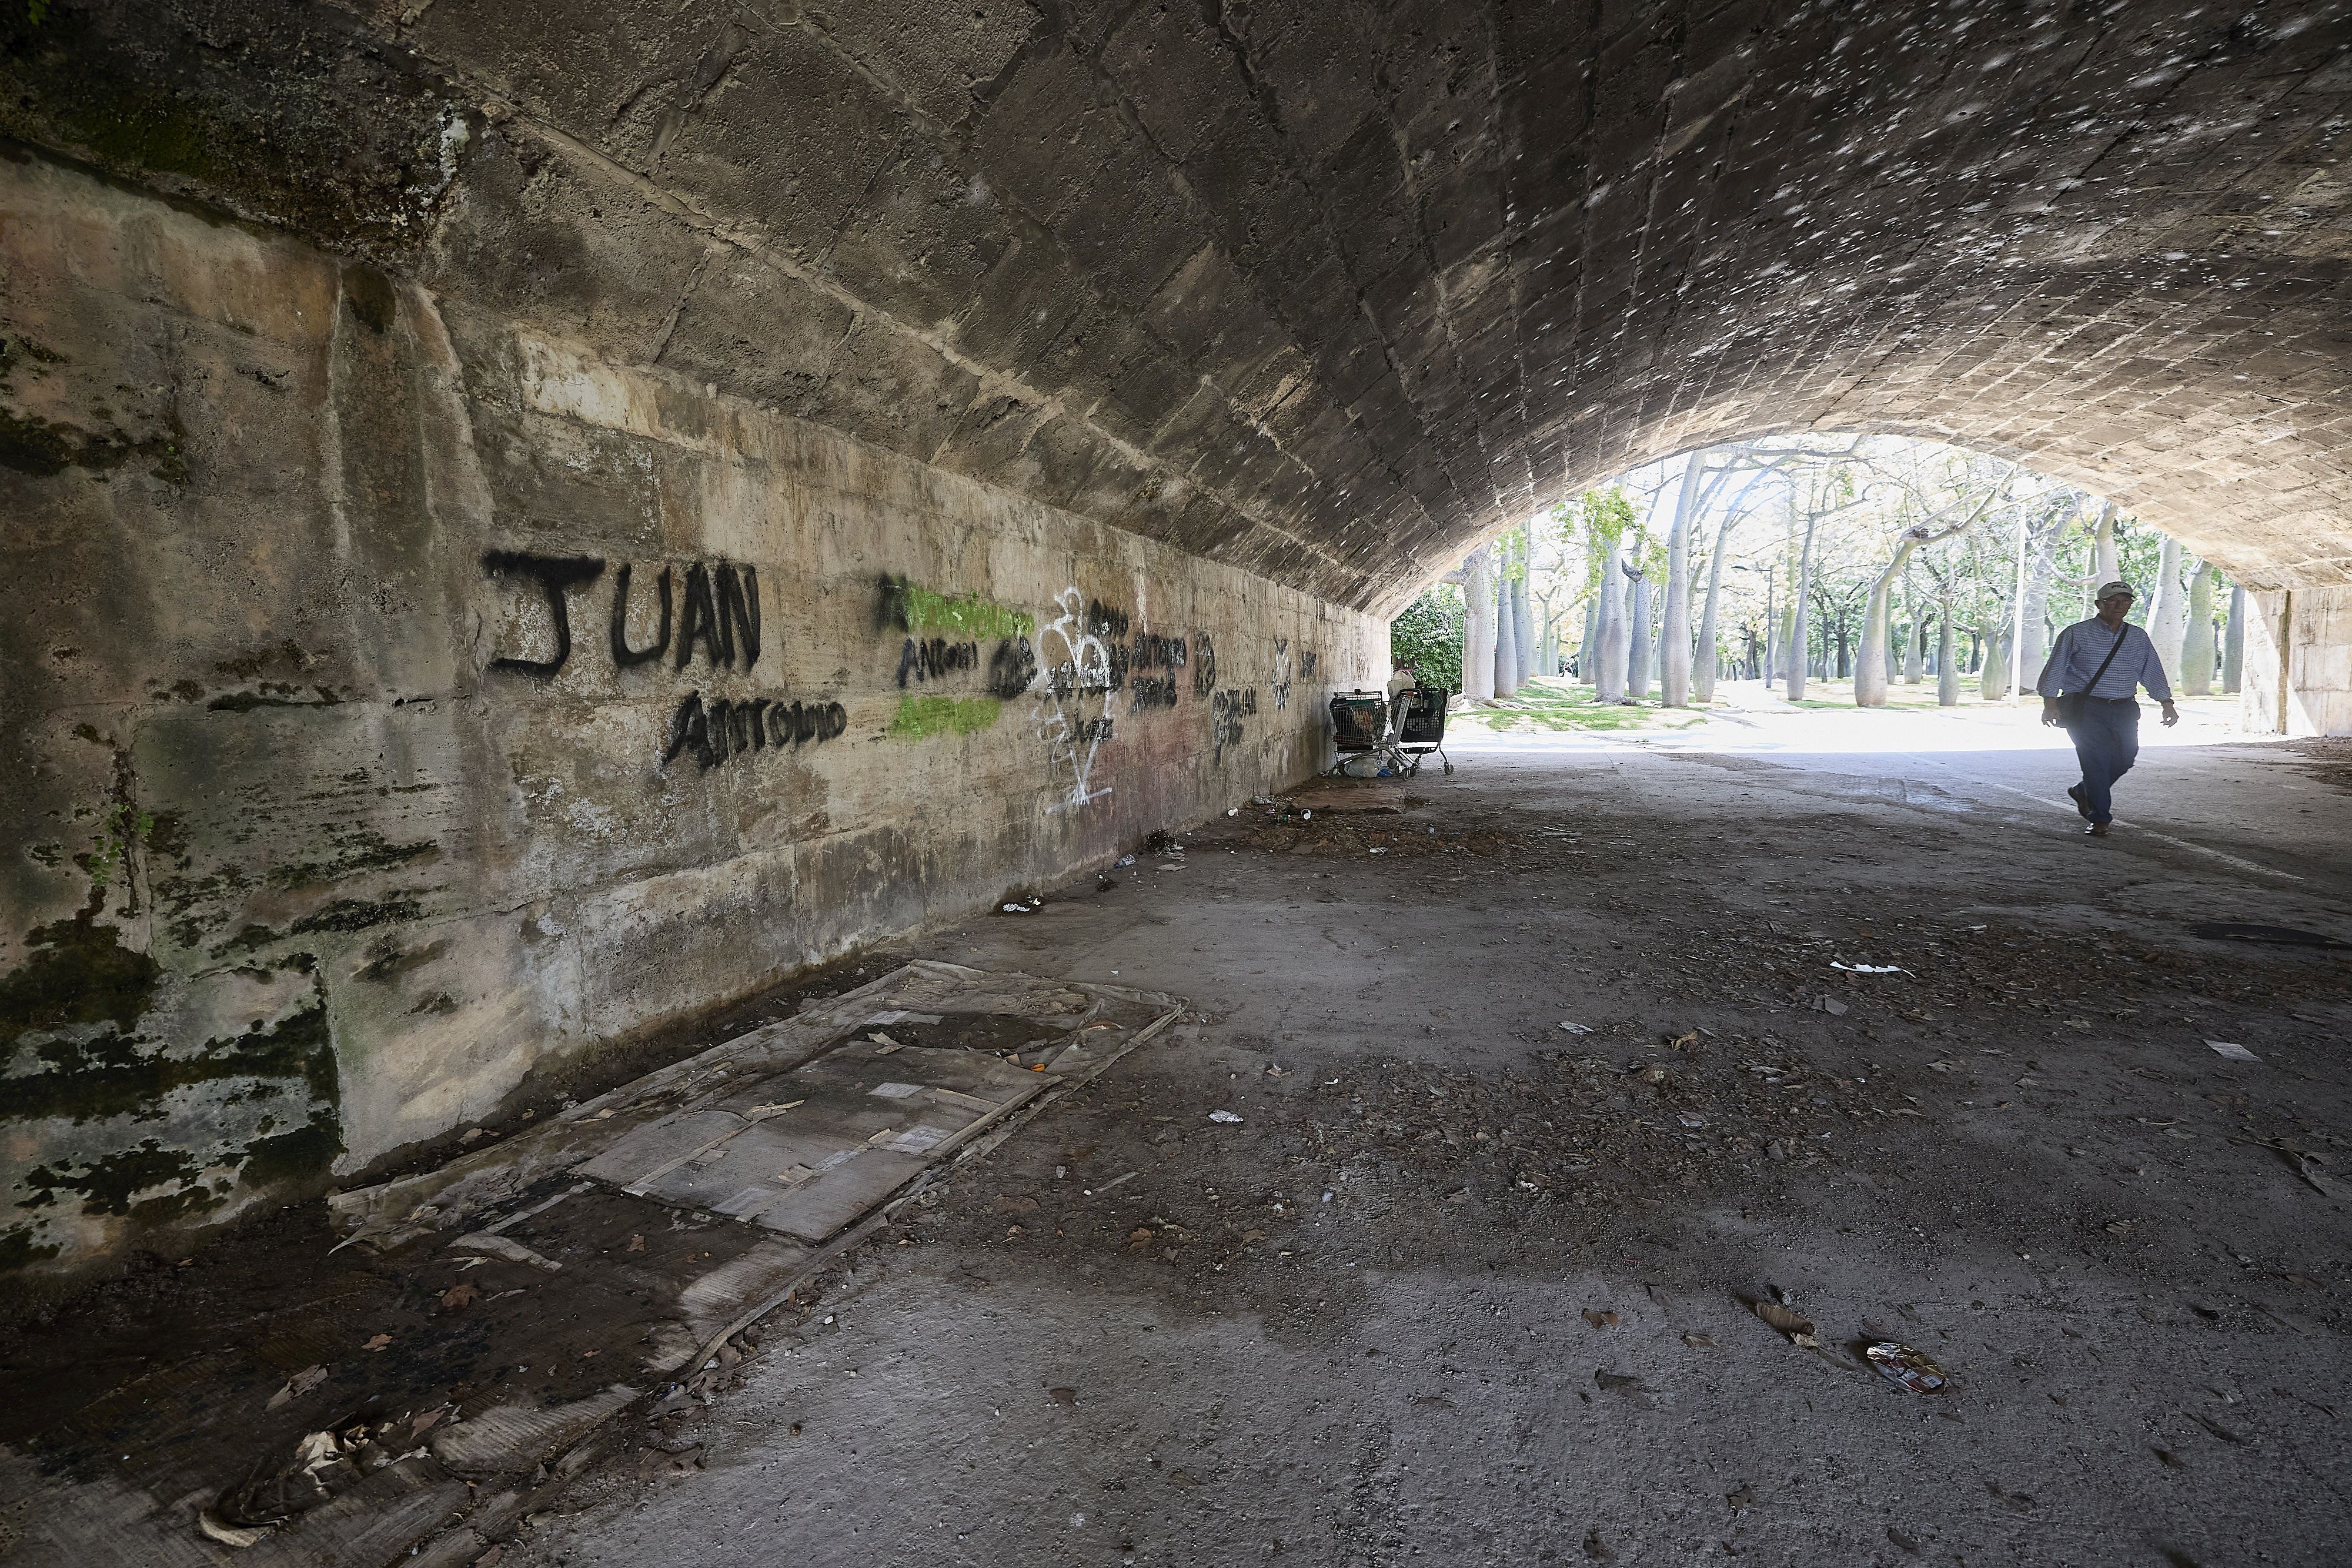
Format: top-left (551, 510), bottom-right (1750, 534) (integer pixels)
top-left (1391, 589), bottom-right (1465, 693)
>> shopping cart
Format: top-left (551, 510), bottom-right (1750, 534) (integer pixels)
top-left (1393, 688), bottom-right (1452, 775)
top-left (1325, 689), bottom-right (1452, 777)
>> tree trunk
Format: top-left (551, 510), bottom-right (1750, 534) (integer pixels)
top-left (2146, 537), bottom-right (2186, 689)
top-left (1626, 573), bottom-right (1653, 702)
top-left (1857, 547), bottom-right (1923, 707)
top-left (1660, 453), bottom-right (1700, 706)
top-left (1902, 575), bottom-right (1924, 684)
top-left (1511, 557), bottom-right (1535, 686)
top-left (1594, 546), bottom-right (1628, 703)
top-left (1979, 626), bottom-right (2011, 700)
top-left (1785, 517), bottom-right (1818, 701)
top-left (1493, 544), bottom-right (1520, 698)
top-left (2182, 563), bottom-right (2217, 695)
top-left (1463, 546), bottom-right (1497, 701)
top-left (2092, 500), bottom-right (2119, 584)
top-left (2223, 584), bottom-right (2245, 695)
top-left (1579, 595), bottom-right (1599, 685)
top-left (2022, 521), bottom-right (2059, 677)
top-left (1936, 613), bottom-right (1960, 706)
top-left (1692, 506), bottom-right (1739, 704)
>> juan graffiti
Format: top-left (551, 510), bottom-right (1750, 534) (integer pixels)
top-left (485, 553), bottom-right (847, 775)
top-left (485, 552), bottom-right (762, 678)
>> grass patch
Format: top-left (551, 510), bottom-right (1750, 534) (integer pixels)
top-left (1452, 678), bottom-right (1710, 734)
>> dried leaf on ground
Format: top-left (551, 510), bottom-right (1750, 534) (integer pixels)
top-left (440, 1282), bottom-right (479, 1310)
top-left (264, 1365), bottom-right (329, 1409)
top-left (1752, 1300), bottom-right (1820, 1349)
top-left (1682, 1332), bottom-right (1719, 1350)
top-left (1582, 1309), bottom-right (1619, 1329)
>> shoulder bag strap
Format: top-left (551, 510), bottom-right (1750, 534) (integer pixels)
top-left (2078, 622), bottom-right (2129, 694)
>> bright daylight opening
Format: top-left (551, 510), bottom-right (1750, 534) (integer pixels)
top-left (1394, 436), bottom-right (2254, 769)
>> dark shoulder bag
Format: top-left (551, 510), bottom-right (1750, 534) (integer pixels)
top-left (2055, 623), bottom-right (2129, 725)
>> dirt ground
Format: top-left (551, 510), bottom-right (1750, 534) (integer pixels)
top-left (479, 718), bottom-right (2352, 1568)
top-left (9, 716), bottom-right (2349, 1566)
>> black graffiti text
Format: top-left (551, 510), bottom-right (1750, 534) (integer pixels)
top-left (485, 551), bottom-right (761, 680)
top-left (1210, 686), bottom-right (1257, 764)
top-left (896, 637), bottom-right (979, 688)
top-left (664, 691), bottom-right (847, 771)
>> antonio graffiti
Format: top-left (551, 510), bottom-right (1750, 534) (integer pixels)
top-left (663, 692), bottom-right (847, 770)
top-left (486, 553), bottom-right (841, 776)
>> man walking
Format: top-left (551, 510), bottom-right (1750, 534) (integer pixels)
top-left (2036, 580), bottom-right (2179, 837)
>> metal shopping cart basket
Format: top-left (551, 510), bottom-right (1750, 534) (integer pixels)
top-left (1325, 688), bottom-right (1452, 777)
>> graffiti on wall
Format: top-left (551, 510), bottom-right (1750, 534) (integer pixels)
top-left (1271, 638), bottom-right (1292, 712)
top-left (1211, 687), bottom-right (1258, 765)
top-left (482, 551), bottom-right (839, 775)
top-left (1033, 587), bottom-right (1118, 813)
top-left (664, 693), bottom-right (848, 770)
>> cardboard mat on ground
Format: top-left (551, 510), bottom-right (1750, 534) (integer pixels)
top-left (0, 962), bottom-right (1182, 1568)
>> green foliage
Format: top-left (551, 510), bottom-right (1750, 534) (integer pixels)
top-left (1565, 487), bottom-right (1638, 544)
top-left (1563, 487), bottom-right (1639, 592)
top-left (1390, 588), bottom-right (1464, 693)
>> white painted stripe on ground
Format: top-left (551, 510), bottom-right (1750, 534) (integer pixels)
top-left (1898, 754), bottom-right (2305, 883)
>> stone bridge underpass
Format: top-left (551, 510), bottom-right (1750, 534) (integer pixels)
top-left (4, 4), bottom-right (2351, 1564)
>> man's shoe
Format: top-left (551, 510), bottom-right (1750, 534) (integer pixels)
top-left (2084, 822), bottom-right (2110, 837)
top-left (2066, 784), bottom-right (2090, 820)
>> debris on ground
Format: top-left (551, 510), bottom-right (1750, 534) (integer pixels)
top-left (2234, 1134), bottom-right (2341, 1196)
top-left (1208, 1109), bottom-right (1244, 1124)
top-left (2206, 1040), bottom-right (2261, 1063)
top-left (1866, 1342), bottom-right (1952, 1394)
top-left (1752, 1293), bottom-right (1820, 1349)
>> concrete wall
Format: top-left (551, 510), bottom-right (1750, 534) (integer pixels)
top-left (0, 151), bottom-right (1381, 1283)
top-left (2241, 586), bottom-right (2352, 738)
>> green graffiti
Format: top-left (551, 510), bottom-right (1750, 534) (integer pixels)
top-left (888, 694), bottom-right (1003, 740)
top-left (882, 577), bottom-right (1034, 641)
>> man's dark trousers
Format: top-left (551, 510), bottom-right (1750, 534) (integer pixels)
top-left (2066, 697), bottom-right (2140, 824)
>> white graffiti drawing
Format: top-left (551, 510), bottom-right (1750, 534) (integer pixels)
top-left (1271, 637), bottom-right (1292, 712)
top-left (1031, 586), bottom-right (1117, 813)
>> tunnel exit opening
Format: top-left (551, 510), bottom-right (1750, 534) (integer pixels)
top-left (1398, 433), bottom-right (2294, 755)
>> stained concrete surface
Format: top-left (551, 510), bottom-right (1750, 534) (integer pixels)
top-left (503, 714), bottom-right (2352, 1567)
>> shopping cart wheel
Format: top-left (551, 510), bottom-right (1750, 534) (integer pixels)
top-left (1442, 758), bottom-right (1454, 775)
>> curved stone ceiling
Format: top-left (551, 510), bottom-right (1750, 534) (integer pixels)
top-left (15, 1), bottom-right (2350, 610)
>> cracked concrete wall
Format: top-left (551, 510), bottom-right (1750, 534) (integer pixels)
top-left (2242, 584), bottom-right (2352, 736)
top-left (6, 2), bottom-right (2348, 616)
top-left (0, 150), bottom-right (1380, 1283)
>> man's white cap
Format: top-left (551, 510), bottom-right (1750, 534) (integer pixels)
top-left (2096, 580), bottom-right (2134, 600)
